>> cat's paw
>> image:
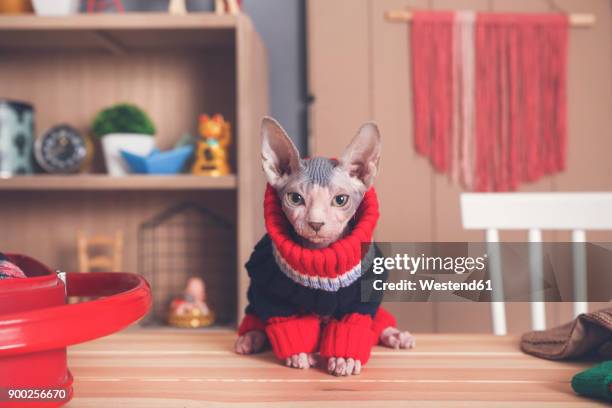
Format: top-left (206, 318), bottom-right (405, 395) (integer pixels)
top-left (235, 330), bottom-right (266, 355)
top-left (380, 327), bottom-right (416, 349)
top-left (327, 357), bottom-right (361, 376)
top-left (285, 352), bottom-right (317, 369)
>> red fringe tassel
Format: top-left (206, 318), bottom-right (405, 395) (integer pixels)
top-left (411, 12), bottom-right (568, 191)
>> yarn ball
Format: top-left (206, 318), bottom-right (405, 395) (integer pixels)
top-left (0, 253), bottom-right (26, 279)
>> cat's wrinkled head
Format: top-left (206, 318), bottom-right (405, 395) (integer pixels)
top-left (261, 117), bottom-right (381, 248)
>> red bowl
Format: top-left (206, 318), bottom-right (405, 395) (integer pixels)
top-left (0, 254), bottom-right (151, 407)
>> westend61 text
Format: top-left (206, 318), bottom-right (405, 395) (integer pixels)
top-left (371, 279), bottom-right (493, 292)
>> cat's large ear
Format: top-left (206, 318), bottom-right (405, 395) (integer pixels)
top-left (261, 117), bottom-right (301, 188)
top-left (340, 122), bottom-right (381, 189)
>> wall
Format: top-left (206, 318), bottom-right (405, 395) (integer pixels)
top-left (243, 0), bottom-right (307, 154)
top-left (308, 0), bottom-right (612, 333)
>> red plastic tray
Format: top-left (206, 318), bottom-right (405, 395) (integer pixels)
top-left (0, 254), bottom-right (151, 407)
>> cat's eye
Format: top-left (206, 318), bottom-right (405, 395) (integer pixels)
top-left (332, 194), bottom-right (349, 207)
top-left (287, 192), bottom-right (305, 206)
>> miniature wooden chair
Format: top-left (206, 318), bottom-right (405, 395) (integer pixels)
top-left (77, 230), bottom-right (124, 273)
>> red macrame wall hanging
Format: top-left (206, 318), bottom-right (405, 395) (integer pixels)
top-left (411, 11), bottom-right (568, 191)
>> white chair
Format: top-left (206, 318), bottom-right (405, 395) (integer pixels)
top-left (460, 192), bottom-right (612, 335)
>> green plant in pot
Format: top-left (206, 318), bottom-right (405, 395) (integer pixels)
top-left (92, 103), bottom-right (156, 176)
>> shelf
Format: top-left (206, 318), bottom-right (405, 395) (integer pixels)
top-left (0, 13), bottom-right (240, 52)
top-left (0, 174), bottom-right (236, 191)
top-left (0, 11), bottom-right (267, 323)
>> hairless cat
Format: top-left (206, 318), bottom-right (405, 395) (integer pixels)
top-left (235, 117), bottom-right (415, 376)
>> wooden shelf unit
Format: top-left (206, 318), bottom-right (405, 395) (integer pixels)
top-left (0, 13), bottom-right (268, 325)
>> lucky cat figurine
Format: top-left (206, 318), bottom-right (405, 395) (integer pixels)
top-left (192, 114), bottom-right (232, 176)
top-left (235, 117), bottom-right (415, 376)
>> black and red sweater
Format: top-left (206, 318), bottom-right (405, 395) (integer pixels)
top-left (238, 185), bottom-right (396, 364)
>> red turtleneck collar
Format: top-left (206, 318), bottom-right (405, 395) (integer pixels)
top-left (263, 184), bottom-right (379, 292)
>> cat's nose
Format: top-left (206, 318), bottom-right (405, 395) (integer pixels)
top-left (308, 222), bottom-right (324, 232)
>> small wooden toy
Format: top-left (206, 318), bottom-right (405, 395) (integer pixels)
top-left (86, 0), bottom-right (124, 12)
top-left (168, 0), bottom-right (187, 15)
top-left (215, 0), bottom-right (240, 15)
top-left (168, 277), bottom-right (215, 328)
top-left (191, 114), bottom-right (232, 176)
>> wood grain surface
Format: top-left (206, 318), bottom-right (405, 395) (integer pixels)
top-left (65, 329), bottom-right (604, 407)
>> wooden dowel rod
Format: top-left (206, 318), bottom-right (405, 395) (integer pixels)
top-left (384, 10), bottom-right (596, 27)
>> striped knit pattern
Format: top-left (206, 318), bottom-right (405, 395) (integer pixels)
top-left (272, 241), bottom-right (376, 291)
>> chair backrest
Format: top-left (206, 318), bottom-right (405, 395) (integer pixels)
top-left (77, 230), bottom-right (124, 273)
top-left (460, 192), bottom-right (612, 335)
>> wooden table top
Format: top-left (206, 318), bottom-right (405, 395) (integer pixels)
top-left (65, 328), bottom-right (604, 407)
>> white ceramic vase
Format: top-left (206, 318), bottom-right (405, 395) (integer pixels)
top-left (101, 134), bottom-right (155, 176)
top-left (32, 0), bottom-right (80, 16)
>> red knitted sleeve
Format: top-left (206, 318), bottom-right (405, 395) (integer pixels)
top-left (237, 313), bottom-right (266, 336)
top-left (265, 315), bottom-right (321, 360)
top-left (371, 307), bottom-right (397, 343)
top-left (319, 313), bottom-right (377, 365)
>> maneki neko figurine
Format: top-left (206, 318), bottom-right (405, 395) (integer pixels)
top-left (191, 114), bottom-right (232, 177)
top-left (168, 277), bottom-right (215, 328)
